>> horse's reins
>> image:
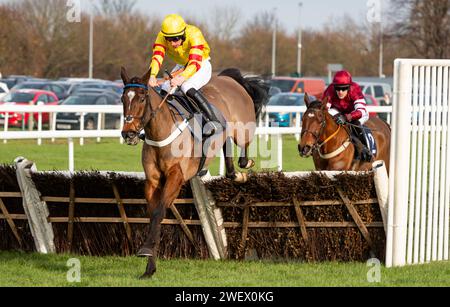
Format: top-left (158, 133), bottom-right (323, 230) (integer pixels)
top-left (302, 108), bottom-right (351, 159)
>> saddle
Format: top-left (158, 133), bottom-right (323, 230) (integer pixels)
top-left (159, 89), bottom-right (227, 175)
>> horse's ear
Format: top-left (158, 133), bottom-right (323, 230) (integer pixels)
top-left (322, 96), bottom-right (329, 110)
top-left (304, 93), bottom-right (311, 107)
top-left (121, 66), bottom-right (130, 85)
top-left (142, 67), bottom-right (152, 85)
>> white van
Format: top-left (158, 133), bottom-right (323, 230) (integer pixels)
top-left (358, 82), bottom-right (392, 106)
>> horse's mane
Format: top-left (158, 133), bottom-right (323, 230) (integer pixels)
top-left (218, 68), bottom-right (269, 118)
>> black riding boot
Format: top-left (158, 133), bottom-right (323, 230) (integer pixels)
top-left (353, 123), bottom-right (373, 162)
top-left (186, 88), bottom-right (222, 136)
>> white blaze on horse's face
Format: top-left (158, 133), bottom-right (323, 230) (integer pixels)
top-left (127, 91), bottom-right (136, 110)
top-left (308, 113), bottom-right (315, 118)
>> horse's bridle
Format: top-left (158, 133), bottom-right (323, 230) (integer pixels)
top-left (301, 107), bottom-right (349, 154)
top-left (301, 108), bottom-right (327, 150)
top-left (123, 83), bottom-right (166, 125)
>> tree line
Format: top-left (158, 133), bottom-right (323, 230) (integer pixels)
top-left (0, 0), bottom-right (448, 80)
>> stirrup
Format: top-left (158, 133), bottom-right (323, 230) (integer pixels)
top-left (203, 120), bottom-right (222, 137)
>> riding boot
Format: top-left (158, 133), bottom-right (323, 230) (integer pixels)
top-left (186, 88), bottom-right (223, 137)
top-left (353, 124), bottom-right (373, 162)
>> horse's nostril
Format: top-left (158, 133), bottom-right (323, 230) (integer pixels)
top-left (122, 131), bottom-right (136, 139)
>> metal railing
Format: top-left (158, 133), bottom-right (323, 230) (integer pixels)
top-left (1, 104), bottom-right (393, 173)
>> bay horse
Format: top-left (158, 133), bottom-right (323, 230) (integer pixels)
top-left (120, 66), bottom-right (268, 278)
top-left (298, 94), bottom-right (391, 172)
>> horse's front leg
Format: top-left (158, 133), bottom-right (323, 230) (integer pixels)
top-left (138, 181), bottom-right (163, 278)
top-left (139, 165), bottom-right (185, 279)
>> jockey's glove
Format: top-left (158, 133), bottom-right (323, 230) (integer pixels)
top-left (334, 114), bottom-right (348, 125)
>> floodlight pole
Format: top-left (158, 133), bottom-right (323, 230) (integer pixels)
top-left (89, 1), bottom-right (94, 79)
top-left (297, 2), bottom-right (303, 77)
top-left (271, 8), bottom-right (277, 77)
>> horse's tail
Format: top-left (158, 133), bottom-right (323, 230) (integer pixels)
top-left (218, 68), bottom-right (269, 118)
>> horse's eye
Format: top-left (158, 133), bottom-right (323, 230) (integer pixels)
top-left (140, 96), bottom-right (146, 103)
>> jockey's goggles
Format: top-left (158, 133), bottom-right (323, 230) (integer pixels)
top-left (334, 85), bottom-right (350, 92)
top-left (165, 35), bottom-right (185, 42)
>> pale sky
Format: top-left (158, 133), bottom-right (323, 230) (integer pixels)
top-left (133, 0), bottom-right (389, 33)
top-left (1, 0), bottom-right (390, 34)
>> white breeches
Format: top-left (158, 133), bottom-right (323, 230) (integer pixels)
top-left (161, 58), bottom-right (212, 94)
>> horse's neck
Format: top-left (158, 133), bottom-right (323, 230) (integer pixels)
top-left (144, 91), bottom-right (177, 141)
top-left (320, 115), bottom-right (349, 150)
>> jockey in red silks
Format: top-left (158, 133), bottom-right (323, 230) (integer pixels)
top-left (322, 70), bottom-right (372, 161)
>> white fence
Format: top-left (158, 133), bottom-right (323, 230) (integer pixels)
top-left (0, 104), bottom-right (392, 173)
top-left (387, 59), bottom-right (450, 267)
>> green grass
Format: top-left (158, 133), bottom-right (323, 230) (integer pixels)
top-left (0, 135), bottom-right (314, 173)
top-left (0, 251), bottom-right (449, 287)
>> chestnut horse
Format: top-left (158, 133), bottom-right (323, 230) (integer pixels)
top-left (298, 94), bottom-right (391, 172)
top-left (120, 67), bottom-right (268, 278)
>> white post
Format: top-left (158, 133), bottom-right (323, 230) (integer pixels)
top-left (51, 112), bottom-right (56, 143)
top-left (277, 133), bottom-right (283, 171)
top-left (37, 113), bottom-right (42, 146)
top-left (295, 112), bottom-right (301, 141)
top-left (386, 59), bottom-right (412, 267)
top-left (120, 114), bottom-right (124, 144)
top-left (3, 113), bottom-right (8, 144)
top-left (68, 137), bottom-right (75, 172)
top-left (80, 113), bottom-right (85, 146)
top-left (97, 113), bottom-right (102, 143)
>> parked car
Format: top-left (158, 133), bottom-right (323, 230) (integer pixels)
top-left (359, 82), bottom-right (392, 106)
top-left (12, 81), bottom-right (69, 100)
top-left (55, 92), bottom-right (122, 130)
top-left (0, 82), bottom-right (9, 100)
top-left (267, 93), bottom-right (315, 127)
top-left (0, 89), bottom-right (59, 127)
top-left (270, 77), bottom-right (326, 98)
top-left (363, 94), bottom-right (380, 118)
top-left (0, 78), bottom-right (16, 90)
top-left (70, 81), bottom-right (123, 95)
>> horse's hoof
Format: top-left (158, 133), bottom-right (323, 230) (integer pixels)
top-left (139, 272), bottom-right (155, 280)
top-left (245, 160), bottom-right (255, 170)
top-left (234, 172), bottom-right (248, 183)
top-left (137, 247), bottom-right (153, 257)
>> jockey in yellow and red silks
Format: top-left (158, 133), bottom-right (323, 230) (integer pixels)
top-left (148, 14), bottom-right (221, 136)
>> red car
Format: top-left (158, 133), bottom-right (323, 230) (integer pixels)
top-left (0, 89), bottom-right (59, 127)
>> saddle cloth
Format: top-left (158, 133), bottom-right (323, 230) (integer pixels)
top-left (351, 125), bottom-right (377, 157)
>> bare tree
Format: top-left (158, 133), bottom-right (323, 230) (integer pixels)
top-left (96, 0), bottom-right (137, 16)
top-left (209, 5), bottom-right (242, 41)
top-left (388, 0), bottom-right (450, 58)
